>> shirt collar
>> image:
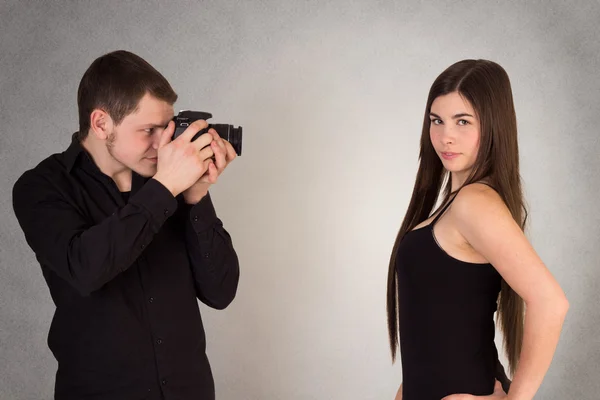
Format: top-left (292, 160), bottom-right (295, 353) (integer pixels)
top-left (63, 132), bottom-right (85, 172)
top-left (63, 132), bottom-right (148, 193)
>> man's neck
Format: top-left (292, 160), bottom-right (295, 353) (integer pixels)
top-left (81, 136), bottom-right (132, 192)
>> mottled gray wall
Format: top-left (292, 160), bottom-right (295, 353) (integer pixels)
top-left (1, 1), bottom-right (598, 399)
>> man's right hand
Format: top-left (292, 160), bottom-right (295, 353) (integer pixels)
top-left (152, 120), bottom-right (215, 197)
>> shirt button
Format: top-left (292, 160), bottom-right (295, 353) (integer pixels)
top-left (162, 379), bottom-right (167, 386)
top-left (164, 209), bottom-right (169, 215)
top-left (149, 297), bottom-right (154, 303)
top-left (203, 252), bottom-right (210, 259)
top-left (156, 339), bottom-right (163, 345)
top-left (141, 244), bottom-right (145, 249)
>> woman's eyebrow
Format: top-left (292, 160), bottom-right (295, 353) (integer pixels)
top-left (429, 112), bottom-right (474, 119)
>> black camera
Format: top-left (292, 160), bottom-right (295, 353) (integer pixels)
top-left (172, 110), bottom-right (243, 156)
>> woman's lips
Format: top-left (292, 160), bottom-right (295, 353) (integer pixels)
top-left (441, 152), bottom-right (460, 160)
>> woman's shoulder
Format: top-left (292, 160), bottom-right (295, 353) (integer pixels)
top-left (449, 182), bottom-right (516, 249)
top-left (451, 181), bottom-right (508, 220)
top-left (458, 180), bottom-right (499, 196)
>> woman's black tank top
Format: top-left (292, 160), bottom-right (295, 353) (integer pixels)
top-left (395, 189), bottom-right (510, 399)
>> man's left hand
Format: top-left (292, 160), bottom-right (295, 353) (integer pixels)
top-left (182, 128), bottom-right (237, 204)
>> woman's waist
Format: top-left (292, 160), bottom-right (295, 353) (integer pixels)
top-left (400, 354), bottom-right (498, 400)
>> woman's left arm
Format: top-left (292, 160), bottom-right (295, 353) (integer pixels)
top-left (443, 183), bottom-right (569, 400)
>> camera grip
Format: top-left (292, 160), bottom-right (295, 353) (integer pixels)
top-left (173, 125), bottom-right (209, 142)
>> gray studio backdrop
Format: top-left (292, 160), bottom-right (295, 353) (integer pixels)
top-left (1, 1), bottom-right (598, 399)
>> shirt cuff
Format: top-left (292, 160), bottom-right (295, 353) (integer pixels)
top-left (130, 178), bottom-right (179, 230)
top-left (188, 192), bottom-right (218, 232)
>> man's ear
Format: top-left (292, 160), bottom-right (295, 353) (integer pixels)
top-left (89, 109), bottom-right (113, 140)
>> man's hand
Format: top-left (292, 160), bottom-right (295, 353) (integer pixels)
top-left (182, 127), bottom-right (237, 204)
top-left (441, 380), bottom-right (507, 400)
top-left (152, 120), bottom-right (214, 197)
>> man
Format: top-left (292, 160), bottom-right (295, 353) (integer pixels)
top-left (12, 50), bottom-right (240, 400)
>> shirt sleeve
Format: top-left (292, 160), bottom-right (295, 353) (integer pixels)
top-left (12, 172), bottom-right (178, 296)
top-left (180, 192), bottom-right (240, 310)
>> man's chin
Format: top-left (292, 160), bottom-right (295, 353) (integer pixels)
top-left (132, 164), bottom-right (157, 178)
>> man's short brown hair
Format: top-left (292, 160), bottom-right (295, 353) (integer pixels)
top-left (76, 50), bottom-right (178, 141)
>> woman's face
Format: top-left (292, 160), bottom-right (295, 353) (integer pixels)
top-left (429, 91), bottom-right (481, 183)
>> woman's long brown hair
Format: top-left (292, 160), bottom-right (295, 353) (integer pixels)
top-left (386, 59), bottom-right (527, 375)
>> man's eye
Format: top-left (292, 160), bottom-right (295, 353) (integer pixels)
top-left (144, 128), bottom-right (154, 134)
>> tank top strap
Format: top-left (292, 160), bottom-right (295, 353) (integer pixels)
top-left (431, 192), bottom-right (459, 226)
top-left (430, 181), bottom-right (495, 226)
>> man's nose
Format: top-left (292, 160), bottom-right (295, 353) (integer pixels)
top-left (151, 131), bottom-right (162, 149)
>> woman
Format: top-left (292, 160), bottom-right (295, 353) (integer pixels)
top-left (386, 59), bottom-right (569, 400)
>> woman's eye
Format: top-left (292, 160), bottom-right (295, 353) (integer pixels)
top-left (430, 119), bottom-right (442, 125)
top-left (458, 119), bottom-right (469, 126)
top-left (144, 128), bottom-right (154, 134)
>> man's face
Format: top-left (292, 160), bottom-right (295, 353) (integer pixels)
top-left (107, 93), bottom-right (174, 178)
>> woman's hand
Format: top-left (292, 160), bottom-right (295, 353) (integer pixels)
top-left (441, 380), bottom-right (507, 400)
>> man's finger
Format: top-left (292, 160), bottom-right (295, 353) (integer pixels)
top-left (193, 133), bottom-right (214, 151)
top-left (158, 121), bottom-right (175, 149)
top-left (208, 130), bottom-right (227, 151)
top-left (198, 144), bottom-right (215, 162)
top-left (198, 161), bottom-right (217, 184)
top-left (223, 140), bottom-right (237, 161)
top-left (178, 119), bottom-right (209, 142)
top-left (207, 128), bottom-right (220, 141)
top-left (207, 162), bottom-right (218, 184)
top-left (211, 141), bottom-right (227, 170)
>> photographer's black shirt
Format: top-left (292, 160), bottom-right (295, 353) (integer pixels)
top-left (12, 135), bottom-right (240, 400)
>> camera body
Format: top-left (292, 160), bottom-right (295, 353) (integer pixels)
top-left (172, 110), bottom-right (243, 156)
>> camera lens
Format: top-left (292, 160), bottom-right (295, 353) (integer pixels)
top-left (209, 124), bottom-right (243, 156)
